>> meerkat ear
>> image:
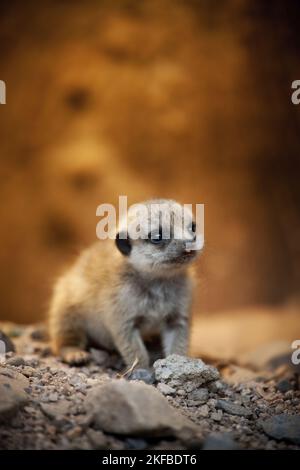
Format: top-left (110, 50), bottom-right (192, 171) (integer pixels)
top-left (115, 232), bottom-right (131, 256)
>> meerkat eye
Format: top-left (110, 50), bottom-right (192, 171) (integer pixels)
top-left (148, 229), bottom-right (163, 244)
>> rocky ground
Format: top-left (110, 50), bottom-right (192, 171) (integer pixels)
top-left (0, 323), bottom-right (300, 450)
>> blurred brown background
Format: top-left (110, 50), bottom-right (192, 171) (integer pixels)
top-left (0, 0), bottom-right (300, 356)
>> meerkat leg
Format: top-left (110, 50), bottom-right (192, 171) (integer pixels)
top-left (162, 317), bottom-right (189, 357)
top-left (49, 305), bottom-right (91, 365)
top-left (111, 322), bottom-right (150, 369)
top-left (60, 347), bottom-right (91, 365)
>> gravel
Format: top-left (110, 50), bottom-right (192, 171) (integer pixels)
top-left (128, 368), bottom-right (155, 384)
top-left (0, 323), bottom-right (299, 450)
top-left (261, 414), bottom-right (300, 445)
top-left (216, 400), bottom-right (253, 418)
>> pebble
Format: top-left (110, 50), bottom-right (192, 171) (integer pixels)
top-left (277, 379), bottom-right (293, 393)
top-left (42, 373), bottom-right (52, 382)
top-left (198, 405), bottom-right (209, 417)
top-left (188, 388), bottom-right (209, 404)
top-left (24, 406), bottom-right (37, 415)
top-left (0, 367), bottom-right (29, 423)
top-left (208, 381), bottom-right (225, 393)
top-left (40, 401), bottom-right (71, 423)
top-left (217, 400), bottom-right (252, 418)
top-left (275, 405), bottom-right (284, 414)
top-left (154, 355), bottom-right (219, 391)
top-left (126, 437), bottom-right (148, 450)
top-left (157, 383), bottom-right (176, 395)
top-left (202, 433), bottom-right (239, 450)
top-left (128, 368), bottom-right (155, 385)
top-left (86, 429), bottom-right (108, 450)
top-left (66, 426), bottom-right (82, 439)
top-left (241, 395), bottom-right (251, 405)
top-left (21, 367), bottom-right (36, 378)
top-left (48, 393), bottom-right (59, 402)
top-left (262, 414), bottom-right (300, 445)
top-left (25, 358), bottom-right (40, 367)
top-left (6, 356), bottom-right (25, 367)
top-left (207, 398), bottom-right (217, 408)
top-left (211, 410), bottom-right (223, 422)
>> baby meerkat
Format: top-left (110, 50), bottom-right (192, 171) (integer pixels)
top-left (48, 199), bottom-right (202, 367)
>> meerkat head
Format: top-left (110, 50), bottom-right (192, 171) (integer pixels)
top-left (115, 199), bottom-right (203, 276)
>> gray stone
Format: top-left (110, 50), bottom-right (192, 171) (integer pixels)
top-left (48, 392), bottom-right (59, 402)
top-left (261, 414), bottom-right (300, 445)
top-left (40, 400), bottom-right (71, 422)
top-left (208, 380), bottom-right (225, 392)
top-left (202, 433), bottom-right (240, 450)
top-left (126, 437), bottom-right (148, 450)
top-left (128, 368), bottom-right (155, 384)
top-left (21, 366), bottom-right (36, 377)
top-left (211, 410), bottom-right (223, 422)
top-left (198, 405), bottom-right (209, 417)
top-left (176, 426), bottom-right (204, 449)
top-left (0, 367), bottom-right (29, 422)
top-left (6, 356), bottom-right (25, 367)
top-left (66, 426), bottom-right (82, 439)
top-left (86, 379), bottom-right (199, 437)
top-left (69, 374), bottom-right (87, 392)
top-left (24, 358), bottom-right (39, 367)
top-left (86, 429), bottom-right (109, 449)
top-left (277, 379), bottom-right (293, 393)
top-left (68, 437), bottom-right (93, 450)
top-left (216, 399), bottom-right (252, 418)
top-left (157, 383), bottom-right (176, 395)
top-left (154, 355), bottom-right (219, 392)
top-left (189, 388), bottom-right (209, 404)
top-left (69, 375), bottom-right (83, 386)
top-left (207, 398), bottom-right (217, 408)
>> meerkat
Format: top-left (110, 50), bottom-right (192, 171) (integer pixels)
top-left (48, 199), bottom-right (202, 368)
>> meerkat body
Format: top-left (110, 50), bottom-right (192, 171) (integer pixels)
top-left (49, 199), bottom-right (200, 367)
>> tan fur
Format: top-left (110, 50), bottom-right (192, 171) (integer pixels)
top-left (48, 199), bottom-right (199, 367)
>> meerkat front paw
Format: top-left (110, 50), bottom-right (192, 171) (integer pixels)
top-left (60, 347), bottom-right (91, 366)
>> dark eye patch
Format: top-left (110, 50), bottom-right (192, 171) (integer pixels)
top-left (115, 232), bottom-right (131, 255)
